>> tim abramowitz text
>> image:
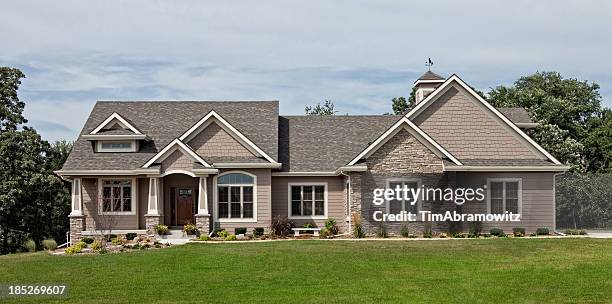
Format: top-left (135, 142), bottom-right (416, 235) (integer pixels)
top-left (372, 210), bottom-right (521, 222)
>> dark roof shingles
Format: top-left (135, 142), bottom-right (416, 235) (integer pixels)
top-left (496, 107), bottom-right (534, 124)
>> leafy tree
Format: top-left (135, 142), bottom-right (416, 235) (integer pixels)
top-left (0, 67), bottom-right (27, 131)
top-left (583, 109), bottom-right (612, 173)
top-left (305, 100), bottom-right (337, 116)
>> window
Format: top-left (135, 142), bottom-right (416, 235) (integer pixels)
top-left (100, 179), bottom-right (135, 214)
top-left (97, 141), bottom-right (135, 152)
top-left (487, 178), bottom-right (522, 214)
top-left (386, 179), bottom-right (420, 215)
top-left (289, 184), bottom-right (327, 219)
top-left (217, 172), bottom-right (256, 221)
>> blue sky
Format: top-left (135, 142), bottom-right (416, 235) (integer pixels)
top-left (2, 0), bottom-right (611, 141)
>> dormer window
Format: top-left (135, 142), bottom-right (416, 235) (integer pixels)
top-left (97, 141), bottom-right (136, 152)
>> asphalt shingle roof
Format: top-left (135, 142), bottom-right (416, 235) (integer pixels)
top-left (496, 107), bottom-right (534, 124)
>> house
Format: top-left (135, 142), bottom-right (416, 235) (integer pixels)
top-left (57, 71), bottom-right (569, 241)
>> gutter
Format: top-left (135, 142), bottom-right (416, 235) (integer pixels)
top-left (444, 165), bottom-right (570, 172)
top-left (54, 168), bottom-right (161, 176)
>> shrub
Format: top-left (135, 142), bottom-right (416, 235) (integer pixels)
top-left (536, 227), bottom-right (550, 235)
top-left (125, 233), bottom-right (137, 241)
top-left (199, 235), bottom-right (211, 241)
top-left (490, 228), bottom-right (505, 237)
top-left (253, 227), bottom-right (264, 237)
top-left (235, 228), bottom-right (247, 235)
top-left (225, 234), bottom-right (237, 241)
top-left (513, 227), bottom-right (526, 237)
top-left (111, 237), bottom-right (125, 246)
top-left (182, 223), bottom-right (197, 235)
top-left (302, 223), bottom-right (314, 229)
top-left (423, 222), bottom-right (433, 238)
top-left (104, 234), bottom-right (118, 242)
top-left (319, 228), bottom-right (332, 238)
top-left (24, 240), bottom-right (37, 252)
top-left (351, 213), bottom-right (365, 238)
top-left (400, 225), bottom-right (410, 238)
top-left (42, 239), bottom-right (58, 251)
top-left (91, 241), bottom-right (102, 251)
top-left (376, 223), bottom-right (388, 238)
top-left (75, 241), bottom-right (87, 250)
top-left (216, 229), bottom-right (229, 238)
top-left (467, 233), bottom-right (479, 238)
top-left (325, 218), bottom-right (339, 235)
top-left (452, 232), bottom-right (464, 238)
top-left (438, 232), bottom-right (448, 238)
top-left (154, 225), bottom-right (169, 235)
top-left (270, 215), bottom-right (294, 236)
top-left (65, 242), bottom-right (86, 255)
top-left (469, 221), bottom-right (482, 236)
top-left (64, 246), bottom-right (78, 255)
top-left (82, 237), bottom-right (95, 244)
top-left (131, 243), bottom-right (141, 250)
top-left (564, 229), bottom-right (587, 235)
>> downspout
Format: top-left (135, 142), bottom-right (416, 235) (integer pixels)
top-left (338, 171), bottom-right (351, 235)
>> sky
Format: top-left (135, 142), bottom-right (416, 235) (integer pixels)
top-left (2, 0), bottom-right (612, 142)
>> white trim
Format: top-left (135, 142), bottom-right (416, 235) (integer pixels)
top-left (55, 168), bottom-right (160, 176)
top-left (70, 178), bottom-right (83, 216)
top-left (486, 178), bottom-right (523, 215)
top-left (192, 168), bottom-right (220, 175)
top-left (98, 178), bottom-right (137, 215)
top-left (413, 79), bottom-right (445, 85)
top-left (288, 182), bottom-right (328, 220)
top-left (142, 139), bottom-right (210, 168)
top-left (347, 117), bottom-right (462, 166)
top-left (197, 177), bottom-right (209, 215)
top-left (385, 178), bottom-right (422, 216)
top-left (213, 162), bottom-right (282, 169)
top-left (271, 172), bottom-right (337, 177)
top-left (81, 230), bottom-right (147, 236)
top-left (444, 165), bottom-right (569, 172)
top-left (82, 134), bottom-right (148, 140)
top-left (146, 177), bottom-right (160, 216)
top-left (178, 111), bottom-right (277, 163)
top-left (213, 171), bottom-right (258, 223)
top-left (160, 170), bottom-right (197, 178)
top-left (335, 166), bottom-right (367, 173)
top-left (96, 140), bottom-right (137, 153)
top-left (405, 74), bottom-right (562, 165)
top-left (90, 113), bottom-right (142, 135)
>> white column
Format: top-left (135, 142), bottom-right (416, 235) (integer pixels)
top-left (69, 178), bottom-right (83, 216)
top-left (146, 177), bottom-right (160, 216)
top-left (197, 176), bottom-right (209, 215)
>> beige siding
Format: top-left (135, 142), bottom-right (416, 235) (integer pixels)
top-left (413, 86), bottom-right (540, 159)
top-left (188, 122), bottom-right (256, 157)
top-left (138, 178), bottom-right (149, 229)
top-left (161, 149), bottom-right (193, 173)
top-left (271, 176), bottom-right (347, 232)
top-left (458, 172), bottom-right (555, 233)
top-left (82, 177), bottom-right (139, 231)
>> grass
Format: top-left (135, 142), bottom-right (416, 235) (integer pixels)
top-left (1, 238), bottom-right (611, 303)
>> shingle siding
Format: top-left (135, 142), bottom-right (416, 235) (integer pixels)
top-left (161, 150), bottom-right (194, 172)
top-left (188, 122), bottom-right (257, 158)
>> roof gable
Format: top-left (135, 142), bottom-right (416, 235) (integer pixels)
top-left (406, 75), bottom-right (562, 165)
top-left (90, 112), bottom-right (142, 135)
top-left (347, 117), bottom-right (462, 166)
top-left (142, 139), bottom-right (210, 168)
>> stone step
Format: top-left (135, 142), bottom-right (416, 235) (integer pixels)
top-left (157, 229), bottom-right (193, 240)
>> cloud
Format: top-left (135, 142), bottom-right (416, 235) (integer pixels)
top-left (1, 0), bottom-right (611, 141)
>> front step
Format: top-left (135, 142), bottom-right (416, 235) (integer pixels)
top-left (158, 229), bottom-right (192, 240)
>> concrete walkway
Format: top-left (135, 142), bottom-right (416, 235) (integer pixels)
top-left (585, 230), bottom-right (612, 238)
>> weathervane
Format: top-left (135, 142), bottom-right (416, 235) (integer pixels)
top-left (425, 58), bottom-right (433, 71)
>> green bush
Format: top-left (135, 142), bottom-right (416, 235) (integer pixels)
top-left (564, 229), bottom-right (587, 235)
top-left (183, 223), bottom-right (198, 235)
top-left (452, 232), bottom-right (464, 238)
top-left (490, 228), bottom-right (505, 237)
top-left (423, 222), bottom-right (433, 238)
top-left (216, 229), bottom-right (229, 238)
top-left (125, 233), bottom-right (137, 241)
top-left (325, 218), bottom-right (339, 235)
top-left (82, 237), bottom-right (95, 244)
top-left (319, 228), bottom-right (332, 238)
top-left (111, 237), bottom-right (125, 246)
top-left (536, 227), bottom-right (550, 235)
top-left (235, 228), bottom-right (247, 235)
top-left (351, 213), bottom-right (365, 238)
top-left (467, 233), bottom-right (479, 238)
top-left (154, 225), bottom-right (169, 235)
top-left (376, 223), bottom-right (388, 238)
top-left (199, 235), bottom-right (211, 241)
top-left (225, 234), bottom-right (237, 241)
top-left (469, 221), bottom-right (482, 236)
top-left (24, 240), bottom-right (37, 252)
top-left (400, 225), bottom-right (410, 238)
top-left (91, 241), bottom-right (102, 251)
top-left (302, 223), bottom-right (314, 229)
top-left (104, 234), bottom-right (118, 242)
top-left (513, 227), bottom-right (526, 237)
top-left (131, 243), bottom-right (141, 250)
top-left (42, 239), bottom-right (58, 251)
top-left (253, 227), bottom-right (264, 237)
top-left (65, 241), bottom-right (86, 255)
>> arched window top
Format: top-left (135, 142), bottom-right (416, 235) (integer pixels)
top-left (218, 173), bottom-right (254, 185)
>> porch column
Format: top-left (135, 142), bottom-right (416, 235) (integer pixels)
top-left (195, 176), bottom-right (211, 235)
top-left (68, 178), bottom-right (85, 243)
top-left (145, 177), bottom-right (163, 234)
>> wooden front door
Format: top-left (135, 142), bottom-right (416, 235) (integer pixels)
top-left (176, 188), bottom-right (194, 225)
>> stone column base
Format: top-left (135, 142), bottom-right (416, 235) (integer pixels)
top-left (69, 215), bottom-right (85, 244)
top-left (145, 215), bottom-right (163, 235)
top-left (195, 214), bottom-right (211, 236)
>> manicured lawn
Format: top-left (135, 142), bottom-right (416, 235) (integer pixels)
top-left (1, 238), bottom-right (611, 303)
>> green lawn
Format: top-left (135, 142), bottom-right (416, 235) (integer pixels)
top-left (1, 238), bottom-right (611, 303)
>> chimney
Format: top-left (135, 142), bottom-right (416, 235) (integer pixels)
top-left (414, 70), bottom-right (445, 104)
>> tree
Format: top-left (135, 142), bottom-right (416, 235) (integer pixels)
top-left (487, 71), bottom-right (607, 172)
top-left (305, 100), bottom-right (337, 116)
top-left (583, 109), bottom-right (612, 173)
top-left (0, 67), bottom-right (27, 131)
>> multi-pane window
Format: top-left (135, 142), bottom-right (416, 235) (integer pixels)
top-left (387, 180), bottom-right (419, 214)
top-left (101, 180), bottom-right (132, 213)
top-left (488, 179), bottom-right (521, 214)
top-left (217, 173), bottom-right (254, 219)
top-left (98, 141), bottom-right (134, 152)
top-left (290, 185), bottom-right (326, 218)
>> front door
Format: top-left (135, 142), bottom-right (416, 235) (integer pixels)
top-left (176, 188), bottom-right (194, 225)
